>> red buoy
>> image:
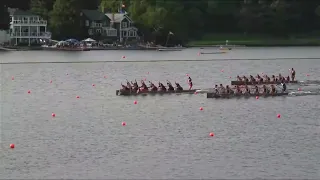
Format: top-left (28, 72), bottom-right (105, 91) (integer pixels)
top-left (298, 88), bottom-right (301, 91)
top-left (11, 76), bottom-right (14, 80)
top-left (256, 96), bottom-right (259, 99)
top-left (92, 84), bottom-right (95, 87)
top-left (52, 113), bottom-right (56, 117)
top-left (122, 122), bottom-right (126, 126)
top-left (209, 132), bottom-right (214, 137)
top-left (277, 114), bottom-right (281, 118)
top-left (134, 100), bottom-right (137, 104)
top-left (10, 144), bottom-right (15, 148)
top-left (199, 107), bottom-right (203, 111)
top-left (27, 90), bottom-right (31, 94)
top-left (194, 91), bottom-right (198, 94)
top-left (122, 56), bottom-right (126, 59)
top-left (76, 96), bottom-right (80, 98)
top-left (50, 80), bottom-right (52, 83)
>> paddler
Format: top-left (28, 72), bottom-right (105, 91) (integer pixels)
top-left (235, 85), bottom-right (241, 94)
top-left (262, 85), bottom-right (268, 94)
top-left (281, 80), bottom-right (287, 92)
top-left (286, 76), bottom-right (290, 82)
top-left (175, 82), bottom-right (183, 91)
top-left (188, 76), bottom-right (193, 90)
top-left (149, 81), bottom-right (158, 91)
top-left (226, 85), bottom-right (231, 94)
top-left (121, 83), bottom-right (129, 91)
top-left (166, 81), bottom-right (174, 91)
top-left (158, 82), bottom-right (166, 91)
top-left (126, 80), bottom-right (132, 90)
top-left (219, 84), bottom-right (225, 94)
top-left (249, 75), bottom-right (256, 82)
top-left (291, 68), bottom-right (295, 81)
top-left (265, 75), bottom-right (271, 82)
top-left (140, 80), bottom-right (147, 90)
top-left (214, 84), bottom-right (219, 94)
top-left (278, 73), bottom-right (282, 81)
top-left (254, 85), bottom-right (259, 95)
top-left (270, 84), bottom-right (277, 94)
top-left (237, 75), bottom-right (242, 81)
top-left (244, 85), bottom-right (250, 94)
top-left (272, 75), bottom-right (276, 82)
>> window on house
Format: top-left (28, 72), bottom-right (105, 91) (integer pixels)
top-left (85, 20), bottom-right (89, 26)
top-left (122, 22), bottom-right (127, 28)
top-left (96, 29), bottom-right (101, 33)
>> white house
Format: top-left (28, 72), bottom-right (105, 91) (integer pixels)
top-left (8, 8), bottom-right (50, 45)
top-left (105, 13), bottom-right (138, 42)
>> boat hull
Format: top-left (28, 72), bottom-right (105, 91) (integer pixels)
top-left (116, 89), bottom-right (198, 96)
top-left (207, 92), bottom-right (289, 98)
top-left (231, 80), bottom-right (298, 85)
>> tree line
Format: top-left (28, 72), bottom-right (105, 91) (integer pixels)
top-left (1, 0), bottom-right (320, 43)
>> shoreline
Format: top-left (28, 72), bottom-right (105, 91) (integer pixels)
top-left (187, 33), bottom-right (320, 47)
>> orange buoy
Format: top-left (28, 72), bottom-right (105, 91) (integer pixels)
top-left (277, 114), bottom-right (281, 118)
top-left (134, 100), bottom-right (137, 104)
top-left (122, 122), bottom-right (126, 126)
top-left (256, 96), bottom-right (259, 99)
top-left (10, 144), bottom-right (15, 148)
top-left (209, 132), bottom-right (214, 137)
top-left (199, 107), bottom-right (203, 111)
top-left (52, 113), bottom-right (56, 117)
top-left (27, 90), bottom-right (31, 94)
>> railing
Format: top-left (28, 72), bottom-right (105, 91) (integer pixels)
top-left (11, 32), bottom-right (50, 37)
top-left (12, 20), bottom-right (47, 25)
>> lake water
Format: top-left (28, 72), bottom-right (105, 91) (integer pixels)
top-left (1, 47), bottom-right (320, 179)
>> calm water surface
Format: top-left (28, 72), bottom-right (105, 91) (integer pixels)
top-left (0, 47), bottom-right (320, 179)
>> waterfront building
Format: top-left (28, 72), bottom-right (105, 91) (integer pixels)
top-left (8, 8), bottom-right (50, 45)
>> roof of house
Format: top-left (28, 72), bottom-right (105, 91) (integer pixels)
top-left (8, 8), bottom-right (36, 16)
top-left (105, 13), bottom-right (133, 23)
top-left (81, 10), bottom-right (107, 21)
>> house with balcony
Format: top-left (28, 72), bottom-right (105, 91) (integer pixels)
top-left (80, 10), bottom-right (117, 40)
top-left (105, 13), bottom-right (138, 42)
top-left (8, 8), bottom-right (50, 45)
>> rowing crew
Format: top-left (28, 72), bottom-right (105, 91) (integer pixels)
top-left (213, 83), bottom-right (286, 95)
top-left (237, 68), bottom-right (296, 82)
top-left (120, 80), bottom-right (184, 93)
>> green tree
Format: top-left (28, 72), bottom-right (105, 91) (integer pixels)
top-left (0, 3), bottom-right (10, 30)
top-left (49, 0), bottom-right (82, 39)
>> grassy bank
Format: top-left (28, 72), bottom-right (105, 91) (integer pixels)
top-left (187, 33), bottom-right (320, 47)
